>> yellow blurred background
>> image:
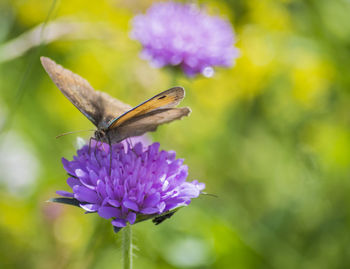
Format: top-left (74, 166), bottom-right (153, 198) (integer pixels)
top-left (1, 0), bottom-right (350, 268)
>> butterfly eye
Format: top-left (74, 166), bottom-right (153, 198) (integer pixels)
top-left (158, 96), bottom-right (166, 100)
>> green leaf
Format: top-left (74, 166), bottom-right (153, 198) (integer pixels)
top-left (49, 197), bottom-right (81, 207)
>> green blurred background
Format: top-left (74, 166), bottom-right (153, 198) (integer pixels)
top-left (1, 0), bottom-right (350, 268)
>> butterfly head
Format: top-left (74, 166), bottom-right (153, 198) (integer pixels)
top-left (94, 129), bottom-right (107, 142)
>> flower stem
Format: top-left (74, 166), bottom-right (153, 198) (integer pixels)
top-left (167, 67), bottom-right (180, 86)
top-left (172, 71), bottom-right (178, 86)
top-left (122, 224), bottom-right (132, 269)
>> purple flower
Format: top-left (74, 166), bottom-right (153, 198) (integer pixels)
top-left (131, 1), bottom-right (239, 77)
top-left (56, 141), bottom-right (205, 228)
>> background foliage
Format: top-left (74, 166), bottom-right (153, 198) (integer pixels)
top-left (1, 0), bottom-right (350, 268)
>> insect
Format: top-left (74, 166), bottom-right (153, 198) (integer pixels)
top-left (40, 57), bottom-right (191, 145)
top-left (152, 210), bottom-right (177, 225)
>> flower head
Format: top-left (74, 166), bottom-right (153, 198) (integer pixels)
top-left (131, 1), bottom-right (239, 77)
top-left (56, 141), bottom-right (205, 228)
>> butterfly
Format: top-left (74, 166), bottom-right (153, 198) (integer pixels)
top-left (40, 57), bottom-right (191, 145)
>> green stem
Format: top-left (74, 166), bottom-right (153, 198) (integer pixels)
top-left (172, 71), bottom-right (178, 86)
top-left (122, 224), bottom-right (132, 269)
top-left (168, 67), bottom-right (180, 86)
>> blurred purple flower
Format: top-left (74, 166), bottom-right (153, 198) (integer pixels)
top-left (56, 141), bottom-right (205, 228)
top-left (131, 1), bottom-right (238, 77)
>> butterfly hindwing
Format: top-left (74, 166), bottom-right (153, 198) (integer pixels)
top-left (106, 107), bottom-right (191, 143)
top-left (96, 91), bottom-right (132, 128)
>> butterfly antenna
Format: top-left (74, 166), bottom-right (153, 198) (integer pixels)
top-left (55, 129), bottom-right (94, 139)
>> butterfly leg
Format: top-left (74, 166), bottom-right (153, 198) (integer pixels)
top-left (94, 141), bottom-right (100, 167)
top-left (93, 134), bottom-right (102, 168)
top-left (88, 137), bottom-right (94, 155)
top-left (127, 137), bottom-right (133, 148)
top-left (127, 137), bottom-right (141, 157)
top-left (106, 134), bottom-right (113, 176)
top-left (107, 134), bottom-right (112, 176)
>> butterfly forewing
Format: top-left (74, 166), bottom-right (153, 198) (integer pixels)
top-left (107, 87), bottom-right (185, 129)
top-left (40, 57), bottom-right (131, 128)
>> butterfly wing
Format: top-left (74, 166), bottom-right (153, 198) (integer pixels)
top-left (106, 107), bottom-right (191, 143)
top-left (107, 87), bottom-right (185, 129)
top-left (41, 57), bottom-right (190, 143)
top-left (40, 57), bottom-right (131, 127)
top-left (97, 91), bottom-right (132, 126)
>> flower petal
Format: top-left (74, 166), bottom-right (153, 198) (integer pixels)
top-left (126, 212), bottom-right (136, 224)
top-left (112, 218), bottom-right (127, 227)
top-left (179, 182), bottom-right (201, 198)
top-left (67, 177), bottom-right (80, 188)
top-left (80, 203), bottom-right (99, 212)
top-left (143, 193), bottom-right (160, 208)
top-left (140, 207), bottom-right (160, 214)
top-left (56, 190), bottom-right (74, 198)
top-left (98, 206), bottom-right (121, 219)
top-left (123, 200), bottom-right (139, 211)
top-left (108, 199), bottom-right (121, 207)
top-left (73, 185), bottom-right (101, 203)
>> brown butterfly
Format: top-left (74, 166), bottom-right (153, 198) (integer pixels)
top-left (40, 57), bottom-right (191, 145)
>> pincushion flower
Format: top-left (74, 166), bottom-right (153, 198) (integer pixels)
top-left (55, 141), bottom-right (205, 229)
top-left (131, 1), bottom-right (239, 77)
